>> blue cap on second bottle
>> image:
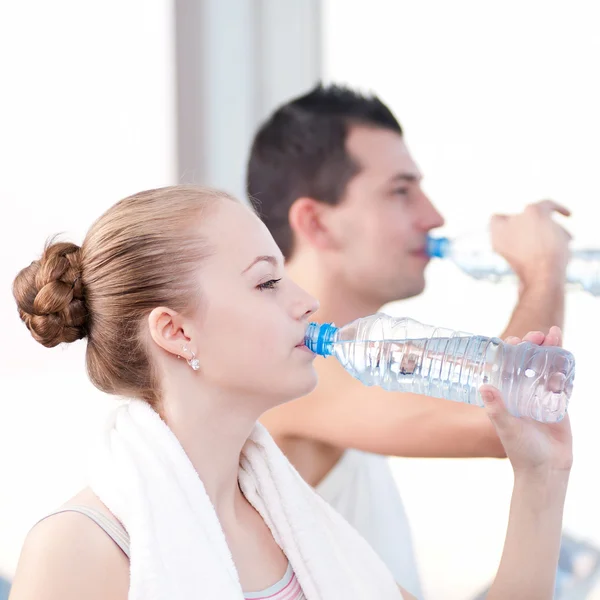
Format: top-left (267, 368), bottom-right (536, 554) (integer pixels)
top-left (426, 235), bottom-right (451, 259)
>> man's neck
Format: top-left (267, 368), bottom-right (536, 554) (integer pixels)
top-left (286, 250), bottom-right (382, 326)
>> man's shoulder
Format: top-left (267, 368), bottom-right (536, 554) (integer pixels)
top-left (261, 403), bottom-right (347, 487)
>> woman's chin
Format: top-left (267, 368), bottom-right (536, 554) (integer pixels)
top-left (279, 369), bottom-right (319, 404)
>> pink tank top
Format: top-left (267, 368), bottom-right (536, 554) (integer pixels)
top-left (41, 506), bottom-right (306, 599)
top-left (243, 563), bottom-right (305, 600)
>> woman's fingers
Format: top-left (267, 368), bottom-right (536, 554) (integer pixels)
top-left (504, 327), bottom-right (563, 348)
top-left (480, 385), bottom-right (511, 428)
top-left (543, 326), bottom-right (563, 347)
top-left (521, 331), bottom-right (545, 345)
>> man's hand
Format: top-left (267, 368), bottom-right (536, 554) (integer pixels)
top-left (494, 200), bottom-right (571, 338)
top-left (490, 200), bottom-right (571, 288)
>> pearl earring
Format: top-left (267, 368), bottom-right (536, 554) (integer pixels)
top-left (181, 345), bottom-right (200, 371)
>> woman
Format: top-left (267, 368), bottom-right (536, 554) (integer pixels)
top-left (9, 185), bottom-right (572, 599)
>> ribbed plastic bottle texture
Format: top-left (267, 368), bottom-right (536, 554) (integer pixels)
top-left (305, 313), bottom-right (575, 423)
top-left (428, 232), bottom-right (600, 295)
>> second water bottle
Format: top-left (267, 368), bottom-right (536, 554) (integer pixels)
top-left (427, 231), bottom-right (600, 296)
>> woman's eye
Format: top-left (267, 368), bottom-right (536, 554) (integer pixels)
top-left (257, 278), bottom-right (282, 291)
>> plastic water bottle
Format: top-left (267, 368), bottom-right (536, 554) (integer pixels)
top-left (304, 313), bottom-right (575, 423)
top-left (427, 232), bottom-right (600, 295)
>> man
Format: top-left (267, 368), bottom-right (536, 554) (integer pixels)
top-left (247, 84), bottom-right (571, 597)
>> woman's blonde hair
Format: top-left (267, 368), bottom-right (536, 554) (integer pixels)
top-left (13, 185), bottom-right (233, 405)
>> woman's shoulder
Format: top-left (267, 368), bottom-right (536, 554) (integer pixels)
top-left (8, 488), bottom-right (129, 600)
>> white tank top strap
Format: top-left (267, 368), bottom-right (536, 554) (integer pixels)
top-left (37, 505), bottom-right (130, 559)
top-left (316, 449), bottom-right (423, 598)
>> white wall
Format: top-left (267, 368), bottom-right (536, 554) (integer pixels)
top-left (0, 0), bottom-right (176, 578)
top-left (175, 0), bottom-right (321, 200)
top-left (323, 1), bottom-right (600, 598)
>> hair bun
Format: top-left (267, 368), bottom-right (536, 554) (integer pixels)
top-left (13, 241), bottom-right (88, 348)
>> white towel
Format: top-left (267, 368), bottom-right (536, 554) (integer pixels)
top-left (89, 399), bottom-right (403, 599)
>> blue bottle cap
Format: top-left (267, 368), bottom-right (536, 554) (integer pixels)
top-left (426, 235), bottom-right (451, 259)
top-left (304, 322), bottom-right (339, 357)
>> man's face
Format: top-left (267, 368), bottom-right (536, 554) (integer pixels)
top-left (325, 125), bottom-right (445, 305)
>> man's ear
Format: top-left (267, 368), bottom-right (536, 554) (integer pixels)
top-left (288, 197), bottom-right (341, 251)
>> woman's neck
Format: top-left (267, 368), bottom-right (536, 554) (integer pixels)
top-left (160, 382), bottom-right (259, 522)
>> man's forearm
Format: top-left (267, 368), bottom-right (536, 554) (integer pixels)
top-left (501, 277), bottom-right (565, 339)
top-left (379, 398), bottom-right (508, 459)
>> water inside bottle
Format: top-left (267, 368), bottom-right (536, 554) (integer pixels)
top-left (329, 335), bottom-right (573, 421)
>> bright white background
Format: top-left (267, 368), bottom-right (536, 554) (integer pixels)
top-left (323, 1), bottom-right (600, 598)
top-left (0, 0), bottom-right (176, 579)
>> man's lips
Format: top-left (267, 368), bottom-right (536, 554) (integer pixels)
top-left (410, 247), bottom-right (430, 259)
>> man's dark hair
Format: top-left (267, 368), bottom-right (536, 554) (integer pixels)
top-left (247, 83), bottom-right (403, 259)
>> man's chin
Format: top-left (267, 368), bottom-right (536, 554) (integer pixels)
top-left (390, 276), bottom-right (427, 302)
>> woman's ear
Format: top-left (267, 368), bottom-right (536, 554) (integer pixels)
top-left (148, 307), bottom-right (192, 357)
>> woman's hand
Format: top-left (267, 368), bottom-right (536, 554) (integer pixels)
top-left (480, 326), bottom-right (573, 477)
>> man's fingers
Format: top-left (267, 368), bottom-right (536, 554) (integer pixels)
top-left (529, 199), bottom-right (571, 217)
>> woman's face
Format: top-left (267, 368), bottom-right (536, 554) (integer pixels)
top-left (192, 200), bottom-right (319, 409)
